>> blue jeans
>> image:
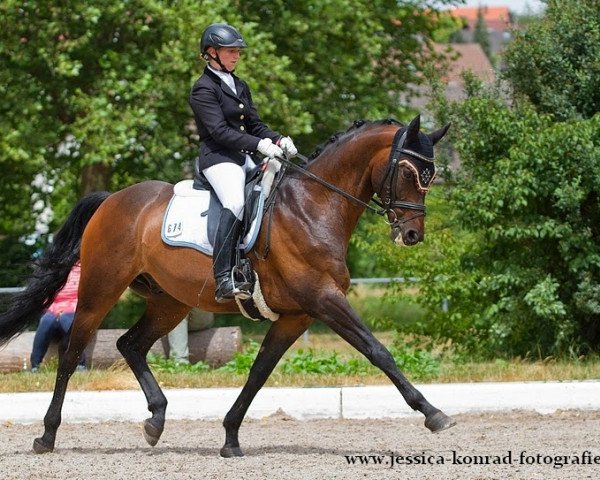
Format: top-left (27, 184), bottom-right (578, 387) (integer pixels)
top-left (30, 312), bottom-right (86, 368)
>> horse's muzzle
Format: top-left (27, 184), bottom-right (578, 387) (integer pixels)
top-left (391, 226), bottom-right (422, 246)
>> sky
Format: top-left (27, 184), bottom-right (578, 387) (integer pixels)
top-left (456, 0), bottom-right (546, 14)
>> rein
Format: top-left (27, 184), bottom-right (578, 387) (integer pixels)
top-left (276, 126), bottom-right (428, 221)
top-left (279, 153), bottom-right (387, 216)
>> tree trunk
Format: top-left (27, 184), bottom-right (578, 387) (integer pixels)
top-left (0, 327), bottom-right (242, 372)
top-left (80, 162), bottom-right (111, 196)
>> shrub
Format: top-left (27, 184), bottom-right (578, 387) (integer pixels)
top-left (389, 343), bottom-right (441, 381)
top-left (280, 349), bottom-right (372, 375)
top-left (147, 353), bottom-right (210, 373)
top-left (217, 340), bottom-right (260, 374)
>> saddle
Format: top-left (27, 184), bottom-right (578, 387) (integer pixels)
top-left (162, 164), bottom-right (277, 255)
top-left (161, 159), bottom-right (283, 322)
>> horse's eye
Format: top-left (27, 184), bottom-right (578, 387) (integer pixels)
top-left (402, 168), bottom-right (413, 179)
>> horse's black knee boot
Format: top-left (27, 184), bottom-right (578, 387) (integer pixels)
top-left (213, 208), bottom-right (245, 303)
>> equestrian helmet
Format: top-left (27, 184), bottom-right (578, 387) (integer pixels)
top-left (200, 24), bottom-right (247, 55)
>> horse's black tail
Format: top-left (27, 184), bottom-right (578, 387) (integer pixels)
top-left (0, 191), bottom-right (110, 347)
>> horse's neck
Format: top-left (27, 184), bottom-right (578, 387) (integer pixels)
top-left (295, 132), bottom-right (387, 239)
top-left (309, 139), bottom-right (378, 204)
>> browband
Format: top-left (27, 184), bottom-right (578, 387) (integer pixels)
top-left (390, 129), bottom-right (437, 192)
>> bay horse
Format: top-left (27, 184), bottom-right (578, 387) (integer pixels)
top-left (0, 114), bottom-right (454, 457)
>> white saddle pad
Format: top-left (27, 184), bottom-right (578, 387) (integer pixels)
top-left (161, 180), bottom-right (264, 255)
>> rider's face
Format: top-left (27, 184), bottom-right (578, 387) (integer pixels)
top-left (209, 47), bottom-right (242, 71)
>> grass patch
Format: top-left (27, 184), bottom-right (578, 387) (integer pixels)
top-left (4, 357), bottom-right (600, 393)
top-left (2, 333), bottom-right (599, 393)
top-left (438, 357), bottom-right (600, 383)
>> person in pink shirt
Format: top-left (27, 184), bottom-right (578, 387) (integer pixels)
top-left (30, 262), bottom-right (86, 372)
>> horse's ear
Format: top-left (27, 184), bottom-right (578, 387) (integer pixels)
top-left (428, 123), bottom-right (451, 146)
top-left (406, 114), bottom-right (421, 144)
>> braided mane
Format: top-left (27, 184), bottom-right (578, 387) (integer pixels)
top-left (307, 118), bottom-right (403, 162)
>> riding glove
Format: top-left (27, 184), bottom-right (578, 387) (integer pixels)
top-left (257, 138), bottom-right (284, 159)
top-left (278, 136), bottom-right (298, 157)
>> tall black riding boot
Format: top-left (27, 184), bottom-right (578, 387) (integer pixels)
top-left (213, 208), bottom-right (246, 303)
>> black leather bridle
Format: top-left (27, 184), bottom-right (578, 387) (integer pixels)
top-left (278, 126), bottom-right (433, 228)
top-left (370, 127), bottom-right (437, 232)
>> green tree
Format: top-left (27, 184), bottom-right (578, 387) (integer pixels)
top-left (236, 0), bottom-right (454, 150)
top-left (0, 0), bottom-right (299, 256)
top-left (367, 0), bottom-right (600, 357)
top-left (473, 7), bottom-right (491, 61)
top-left (0, 0), bottom-right (452, 283)
top-left (373, 82), bottom-right (600, 358)
top-left (441, 87), bottom-right (600, 356)
top-left (1, 1), bottom-right (236, 210)
top-left (503, 0), bottom-right (600, 120)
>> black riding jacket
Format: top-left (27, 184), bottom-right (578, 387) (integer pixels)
top-left (189, 67), bottom-right (280, 172)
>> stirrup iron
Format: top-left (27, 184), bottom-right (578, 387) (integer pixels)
top-left (231, 264), bottom-right (252, 300)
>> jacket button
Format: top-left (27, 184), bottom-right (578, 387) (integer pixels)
top-left (239, 103), bottom-right (244, 109)
top-left (240, 114), bottom-right (245, 120)
top-left (240, 125), bottom-right (245, 131)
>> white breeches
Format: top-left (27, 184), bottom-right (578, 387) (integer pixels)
top-left (202, 156), bottom-right (255, 220)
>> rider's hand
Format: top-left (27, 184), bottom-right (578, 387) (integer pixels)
top-left (277, 136), bottom-right (298, 157)
top-left (257, 138), bottom-right (283, 159)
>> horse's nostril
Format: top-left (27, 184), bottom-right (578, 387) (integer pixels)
top-left (405, 229), bottom-right (420, 245)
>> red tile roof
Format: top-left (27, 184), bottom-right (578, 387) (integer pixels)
top-left (449, 6), bottom-right (512, 31)
top-left (434, 43), bottom-right (495, 85)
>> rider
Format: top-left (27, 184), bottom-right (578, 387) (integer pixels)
top-left (189, 23), bottom-right (297, 303)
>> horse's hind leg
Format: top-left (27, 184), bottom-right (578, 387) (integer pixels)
top-left (33, 297), bottom-right (120, 453)
top-left (33, 347), bottom-right (84, 453)
top-left (221, 314), bottom-right (312, 457)
top-left (116, 294), bottom-right (190, 447)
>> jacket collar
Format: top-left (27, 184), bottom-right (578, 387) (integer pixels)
top-left (204, 66), bottom-right (242, 99)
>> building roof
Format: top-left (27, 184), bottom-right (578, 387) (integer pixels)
top-left (401, 42), bottom-right (496, 114)
top-left (449, 6), bottom-right (512, 32)
top-left (434, 43), bottom-right (496, 85)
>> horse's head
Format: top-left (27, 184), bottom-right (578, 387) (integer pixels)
top-left (373, 115), bottom-right (449, 246)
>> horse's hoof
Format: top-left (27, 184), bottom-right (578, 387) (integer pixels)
top-left (33, 437), bottom-right (54, 454)
top-left (220, 444), bottom-right (244, 458)
top-left (425, 411), bottom-right (456, 433)
top-left (142, 419), bottom-right (163, 447)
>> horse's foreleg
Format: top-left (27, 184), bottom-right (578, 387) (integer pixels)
top-left (116, 296), bottom-right (190, 447)
top-left (312, 289), bottom-right (455, 432)
top-left (221, 315), bottom-right (312, 458)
